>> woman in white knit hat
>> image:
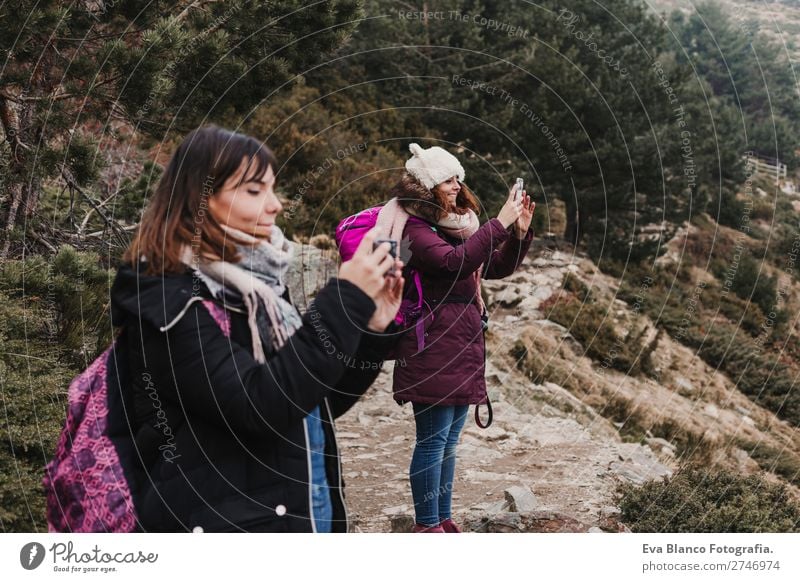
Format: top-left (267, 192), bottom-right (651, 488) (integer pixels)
top-left (380, 143), bottom-right (535, 532)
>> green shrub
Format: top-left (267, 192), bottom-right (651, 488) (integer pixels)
top-left (0, 248), bottom-right (114, 531)
top-left (1, 246), bottom-right (113, 365)
top-left (510, 339), bottom-right (583, 394)
top-left (0, 288), bottom-right (78, 532)
top-left (618, 468), bottom-right (800, 532)
top-left (597, 394), bottom-right (648, 441)
top-left (739, 440), bottom-right (800, 488)
top-left (710, 188), bottom-right (746, 229)
top-left (562, 272), bottom-right (590, 301)
top-left (546, 295), bottom-right (647, 376)
top-left (711, 253), bottom-right (779, 317)
top-left (650, 420), bottom-right (715, 464)
top-left (614, 264), bottom-right (800, 426)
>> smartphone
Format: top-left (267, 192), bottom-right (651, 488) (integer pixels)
top-left (373, 239), bottom-right (398, 276)
top-left (515, 177), bottom-right (524, 200)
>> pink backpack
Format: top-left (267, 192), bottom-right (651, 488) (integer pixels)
top-left (335, 206), bottom-right (429, 353)
top-left (43, 300), bottom-right (230, 532)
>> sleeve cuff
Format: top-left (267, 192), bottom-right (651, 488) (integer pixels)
top-left (357, 321), bottom-right (402, 362)
top-left (488, 218), bottom-right (512, 239)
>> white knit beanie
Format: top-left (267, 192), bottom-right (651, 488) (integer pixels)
top-left (404, 143), bottom-right (465, 189)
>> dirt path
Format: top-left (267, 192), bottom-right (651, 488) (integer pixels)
top-left (337, 309), bottom-right (671, 532)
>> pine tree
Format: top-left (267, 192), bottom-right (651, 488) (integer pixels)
top-left (0, 0), bottom-right (364, 258)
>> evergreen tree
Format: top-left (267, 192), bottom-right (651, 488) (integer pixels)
top-left (670, 2), bottom-right (800, 170)
top-left (0, 0), bottom-right (364, 258)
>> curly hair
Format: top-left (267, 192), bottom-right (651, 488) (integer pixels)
top-left (390, 172), bottom-right (480, 223)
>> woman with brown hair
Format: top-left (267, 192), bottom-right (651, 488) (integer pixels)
top-left (379, 143), bottom-right (535, 532)
top-left (110, 125), bottom-right (404, 532)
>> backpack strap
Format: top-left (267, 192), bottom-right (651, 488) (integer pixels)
top-left (411, 271), bottom-right (428, 352)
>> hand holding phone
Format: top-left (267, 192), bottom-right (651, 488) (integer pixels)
top-left (373, 238), bottom-right (398, 276)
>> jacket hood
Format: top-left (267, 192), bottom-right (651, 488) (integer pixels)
top-left (110, 261), bottom-right (213, 332)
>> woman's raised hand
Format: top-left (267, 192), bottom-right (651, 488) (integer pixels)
top-left (367, 267), bottom-right (405, 332)
top-left (514, 192), bottom-right (535, 237)
top-left (338, 226), bottom-right (402, 301)
top-left (496, 183), bottom-right (525, 228)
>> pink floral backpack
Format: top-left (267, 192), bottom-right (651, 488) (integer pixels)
top-left (42, 300), bottom-right (230, 532)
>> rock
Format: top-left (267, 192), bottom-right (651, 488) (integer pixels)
top-left (521, 510), bottom-right (589, 533)
top-left (599, 506), bottom-right (621, 518)
top-left (469, 500), bottom-right (510, 514)
top-left (382, 504), bottom-right (410, 516)
top-left (596, 506), bottom-right (629, 532)
top-left (389, 514), bottom-right (415, 533)
top-left (481, 426), bottom-right (513, 442)
top-left (657, 447), bottom-right (676, 459)
top-left (674, 376), bottom-right (694, 393)
top-left (493, 287), bottom-right (523, 308)
top-left (551, 251), bottom-right (572, 264)
top-left (588, 526), bottom-right (604, 533)
top-left (611, 444), bottom-right (672, 484)
top-left (504, 485), bottom-right (538, 512)
top-left (645, 437), bottom-right (676, 452)
top-left (487, 387), bottom-right (502, 403)
top-left (486, 373), bottom-right (503, 386)
top-left (485, 513), bottom-right (523, 533)
top-left (703, 404), bottom-right (719, 419)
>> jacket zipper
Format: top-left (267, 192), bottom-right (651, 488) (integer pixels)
top-left (323, 397), bottom-right (349, 532)
top-left (159, 296), bottom-right (205, 331)
top-left (301, 417), bottom-right (319, 533)
top-left (159, 297), bottom-right (247, 332)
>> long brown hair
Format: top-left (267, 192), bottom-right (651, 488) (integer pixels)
top-left (123, 125), bottom-right (277, 275)
top-left (390, 172), bottom-right (480, 223)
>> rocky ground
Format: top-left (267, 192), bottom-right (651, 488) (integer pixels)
top-left (289, 237), bottom-right (800, 533)
top-left (335, 357), bottom-right (671, 533)
top-left (330, 243), bottom-right (673, 533)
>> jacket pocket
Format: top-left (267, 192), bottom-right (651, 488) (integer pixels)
top-left (188, 483), bottom-right (292, 532)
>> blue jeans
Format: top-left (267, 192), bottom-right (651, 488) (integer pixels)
top-left (409, 403), bottom-right (469, 527)
top-left (306, 406), bottom-right (333, 533)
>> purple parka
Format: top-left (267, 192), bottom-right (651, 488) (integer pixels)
top-left (392, 217), bottom-right (534, 406)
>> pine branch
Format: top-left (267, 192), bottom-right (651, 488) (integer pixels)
top-left (60, 165), bottom-right (127, 239)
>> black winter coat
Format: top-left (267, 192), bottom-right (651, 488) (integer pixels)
top-left (109, 261), bottom-right (396, 532)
